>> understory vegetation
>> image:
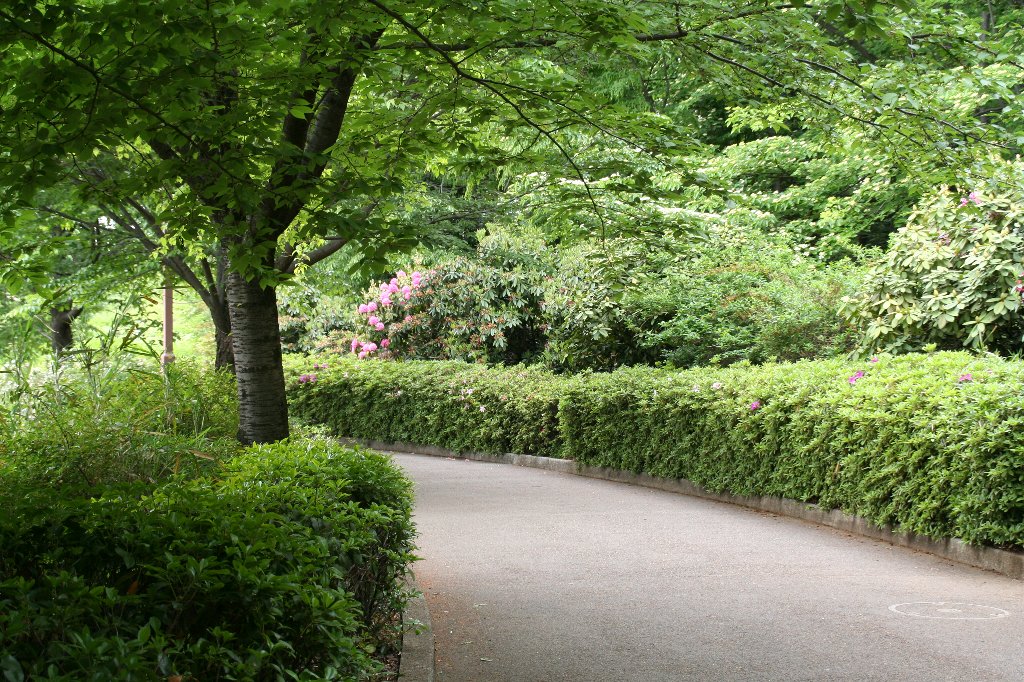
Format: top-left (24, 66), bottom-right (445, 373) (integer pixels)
top-left (0, 359), bottom-right (414, 681)
top-left (289, 353), bottom-right (1024, 551)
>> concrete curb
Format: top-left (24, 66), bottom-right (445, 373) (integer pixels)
top-left (400, 571), bottom-right (435, 682)
top-left (348, 438), bottom-right (1024, 581)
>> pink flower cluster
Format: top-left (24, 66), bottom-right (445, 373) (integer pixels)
top-left (297, 374), bottom-right (318, 384)
top-left (960, 191), bottom-right (981, 207)
top-left (848, 371), bottom-right (865, 385)
top-left (351, 270), bottom-right (427, 358)
top-left (958, 373), bottom-right (973, 383)
top-left (749, 400), bottom-right (761, 411)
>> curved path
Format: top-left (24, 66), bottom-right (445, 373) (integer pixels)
top-left (392, 453), bottom-right (1023, 682)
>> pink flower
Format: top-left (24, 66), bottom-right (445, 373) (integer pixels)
top-left (375, 322), bottom-right (385, 331)
top-left (960, 191), bottom-right (982, 207)
top-left (869, 356), bottom-right (879, 363)
top-left (358, 304), bottom-right (369, 314)
top-left (308, 374), bottom-right (317, 383)
top-left (381, 338), bottom-right (391, 348)
top-left (390, 277), bottom-right (398, 285)
top-left (397, 270), bottom-right (407, 278)
top-left (367, 301), bottom-right (378, 312)
top-left (958, 373), bottom-right (973, 383)
top-left (362, 342), bottom-right (378, 352)
top-left (403, 290), bottom-right (411, 300)
top-left (379, 283), bottom-right (389, 291)
top-left (749, 401), bottom-right (761, 411)
top-left (358, 350), bottom-right (368, 359)
top-left (848, 371), bottom-right (865, 385)
top-left (388, 282), bottom-right (400, 294)
top-left (298, 374), bottom-right (308, 384)
top-left (380, 293), bottom-right (392, 306)
top-left (368, 315), bottom-right (380, 326)
top-left (404, 315), bottom-right (413, 323)
top-left (350, 338), bottom-right (360, 353)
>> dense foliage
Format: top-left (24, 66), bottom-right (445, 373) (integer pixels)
top-left (290, 354), bottom-right (1024, 549)
top-left (320, 228), bottom-right (859, 372)
top-left (1, 358), bottom-right (415, 680)
top-left (0, 440), bottom-right (414, 681)
top-left (288, 357), bottom-right (565, 458)
top-left (0, 356), bottom-right (240, 492)
top-left (3, 0), bottom-right (1021, 442)
top-left (843, 177), bottom-right (1024, 355)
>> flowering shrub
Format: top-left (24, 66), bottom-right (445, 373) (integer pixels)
top-left (347, 236), bottom-right (549, 364)
top-left (289, 352), bottom-right (1024, 549)
top-left (842, 175), bottom-right (1024, 355)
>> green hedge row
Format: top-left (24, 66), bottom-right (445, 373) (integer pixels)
top-left (0, 439), bottom-right (414, 681)
top-left (288, 353), bottom-right (1024, 550)
top-left (289, 360), bottom-right (566, 458)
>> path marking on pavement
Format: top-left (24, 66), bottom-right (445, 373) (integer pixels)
top-left (888, 602), bottom-right (1010, 620)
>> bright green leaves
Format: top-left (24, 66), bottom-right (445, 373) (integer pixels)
top-left (843, 166), bottom-right (1024, 355)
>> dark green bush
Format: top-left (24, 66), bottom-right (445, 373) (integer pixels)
top-left (622, 241), bottom-right (857, 367)
top-left (0, 439), bottom-right (415, 681)
top-left (290, 354), bottom-right (1024, 549)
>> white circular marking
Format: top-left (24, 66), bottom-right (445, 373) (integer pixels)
top-left (889, 602), bottom-right (1010, 620)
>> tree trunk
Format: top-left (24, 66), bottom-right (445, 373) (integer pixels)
top-left (215, 324), bottom-right (235, 370)
top-left (208, 294), bottom-right (235, 371)
top-left (49, 304), bottom-right (82, 354)
top-left (225, 270), bottom-right (289, 444)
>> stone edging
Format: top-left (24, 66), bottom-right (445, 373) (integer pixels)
top-left (400, 571), bottom-right (435, 682)
top-left (348, 438), bottom-right (1024, 581)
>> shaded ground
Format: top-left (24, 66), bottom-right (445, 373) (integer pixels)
top-left (393, 453), bottom-right (1024, 682)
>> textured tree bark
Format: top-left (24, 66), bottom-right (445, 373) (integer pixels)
top-left (49, 304), bottom-right (82, 354)
top-left (225, 271), bottom-right (289, 444)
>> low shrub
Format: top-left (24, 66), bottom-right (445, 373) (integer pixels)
top-left (0, 439), bottom-right (415, 681)
top-left (289, 353), bottom-right (1024, 549)
top-left (288, 357), bottom-right (568, 458)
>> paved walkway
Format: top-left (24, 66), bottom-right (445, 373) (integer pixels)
top-left (392, 453), bottom-right (1024, 682)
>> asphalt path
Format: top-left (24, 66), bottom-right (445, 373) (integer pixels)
top-left (392, 452), bottom-right (1024, 682)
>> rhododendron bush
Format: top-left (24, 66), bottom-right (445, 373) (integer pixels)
top-left (843, 168), bottom-right (1024, 355)
top-left (347, 235), bottom-right (549, 365)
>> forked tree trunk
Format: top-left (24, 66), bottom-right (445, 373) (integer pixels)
top-left (225, 271), bottom-right (289, 444)
top-left (215, 324), bottom-right (235, 370)
top-left (207, 296), bottom-right (235, 371)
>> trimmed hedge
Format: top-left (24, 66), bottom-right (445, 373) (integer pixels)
top-left (289, 353), bottom-right (1024, 550)
top-left (0, 439), bottom-right (414, 681)
top-left (289, 359), bottom-right (567, 458)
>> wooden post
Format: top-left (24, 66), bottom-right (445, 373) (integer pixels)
top-left (161, 273), bottom-right (175, 366)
